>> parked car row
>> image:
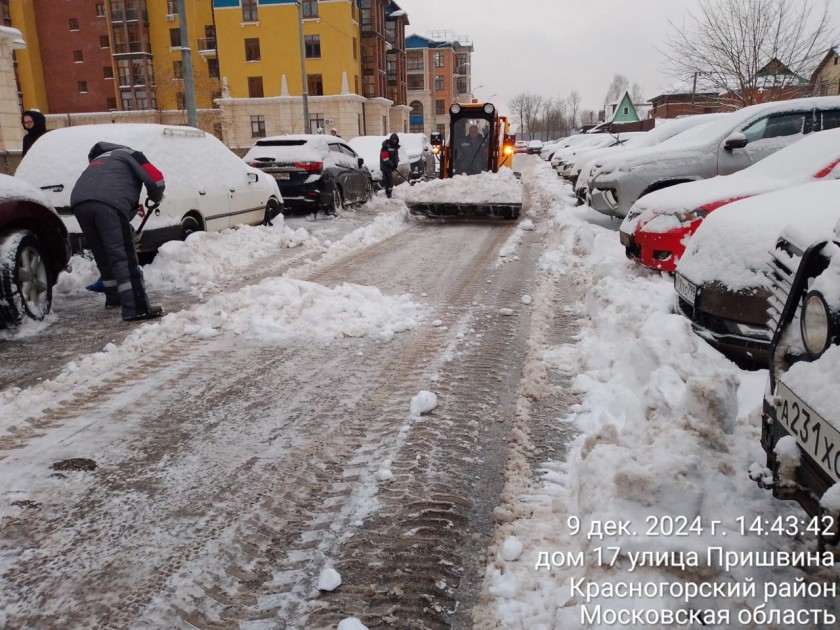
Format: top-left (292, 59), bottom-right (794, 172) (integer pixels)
top-left (4, 124), bottom-right (408, 325)
top-left (543, 94), bottom-right (840, 531)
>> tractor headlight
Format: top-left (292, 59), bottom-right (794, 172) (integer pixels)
top-left (483, 103), bottom-right (495, 114)
top-left (801, 290), bottom-right (833, 359)
top-left (450, 104), bottom-right (461, 115)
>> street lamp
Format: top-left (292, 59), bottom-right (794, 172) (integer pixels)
top-left (296, 1), bottom-right (310, 133)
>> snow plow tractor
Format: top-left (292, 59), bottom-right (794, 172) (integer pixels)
top-left (406, 102), bottom-right (522, 220)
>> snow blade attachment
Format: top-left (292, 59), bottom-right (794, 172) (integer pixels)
top-left (407, 201), bottom-right (521, 220)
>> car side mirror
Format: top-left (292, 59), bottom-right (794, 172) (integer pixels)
top-left (724, 132), bottom-right (748, 151)
top-left (358, 157), bottom-right (365, 167)
top-left (248, 172), bottom-right (259, 183)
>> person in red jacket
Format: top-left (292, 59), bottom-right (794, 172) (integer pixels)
top-left (70, 141), bottom-right (166, 321)
top-left (379, 133), bottom-right (400, 198)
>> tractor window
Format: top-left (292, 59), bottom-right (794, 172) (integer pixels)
top-left (452, 118), bottom-right (491, 175)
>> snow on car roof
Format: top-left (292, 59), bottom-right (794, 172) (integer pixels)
top-left (677, 179), bottom-right (840, 290)
top-left (0, 173), bottom-right (54, 208)
top-left (632, 127), bottom-right (840, 218)
top-left (16, 124), bottom-right (258, 206)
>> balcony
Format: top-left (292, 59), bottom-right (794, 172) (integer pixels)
top-left (113, 41), bottom-right (147, 55)
top-left (197, 37), bottom-right (217, 57)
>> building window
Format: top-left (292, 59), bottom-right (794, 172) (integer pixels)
top-left (623, 106), bottom-right (629, 115)
top-left (173, 60), bottom-right (183, 79)
top-left (100, 35), bottom-right (110, 48)
top-left (73, 50), bottom-right (84, 62)
top-left (107, 97), bottom-right (117, 110)
top-left (407, 51), bottom-right (423, 72)
top-left (353, 37), bottom-right (357, 60)
top-left (302, 0), bottom-right (319, 19)
top-left (309, 112), bottom-right (325, 134)
top-left (434, 75), bottom-right (443, 92)
top-left (242, 0), bottom-right (258, 22)
top-left (103, 66), bottom-right (113, 79)
top-left (248, 76), bottom-right (264, 98)
top-left (78, 81), bottom-right (88, 93)
top-left (436, 99), bottom-right (445, 115)
top-left (245, 38), bottom-right (261, 61)
top-left (167, 0), bottom-right (177, 14)
top-left (96, 3), bottom-right (105, 17)
top-left (69, 17), bottom-right (79, 31)
top-left (169, 28), bottom-right (181, 48)
top-left (355, 75), bottom-right (359, 95)
top-left (251, 114), bottom-right (266, 137)
top-left (407, 74), bottom-right (424, 90)
top-left (456, 77), bottom-right (468, 95)
top-left (305, 35), bottom-right (320, 59)
top-left (307, 73), bottom-right (323, 96)
top-left (433, 51), bottom-right (444, 68)
top-left (208, 58), bottom-right (219, 79)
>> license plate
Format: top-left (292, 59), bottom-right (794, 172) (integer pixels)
top-left (275, 172), bottom-right (291, 180)
top-left (776, 382), bottom-right (840, 484)
top-left (619, 231), bottom-right (631, 247)
top-left (674, 273), bottom-right (698, 306)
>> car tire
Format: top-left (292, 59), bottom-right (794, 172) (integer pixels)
top-left (363, 179), bottom-right (374, 204)
top-left (180, 214), bottom-right (203, 240)
top-left (327, 187), bottom-right (343, 215)
top-left (0, 230), bottom-right (54, 324)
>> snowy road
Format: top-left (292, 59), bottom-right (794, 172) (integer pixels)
top-left (0, 160), bottom-right (577, 629)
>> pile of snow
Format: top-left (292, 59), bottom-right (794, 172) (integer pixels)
top-left (401, 169), bottom-right (522, 204)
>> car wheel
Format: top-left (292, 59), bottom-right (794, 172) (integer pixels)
top-left (363, 179), bottom-right (374, 204)
top-left (0, 230), bottom-right (54, 324)
top-left (327, 187), bottom-right (343, 215)
top-left (181, 214), bottom-right (203, 240)
top-left (264, 198), bottom-right (282, 224)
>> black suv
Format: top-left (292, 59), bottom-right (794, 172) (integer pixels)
top-left (754, 226), bottom-right (840, 547)
top-left (244, 134), bottom-right (373, 214)
top-left (0, 174), bottom-right (72, 325)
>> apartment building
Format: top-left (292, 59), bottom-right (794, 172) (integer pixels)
top-left (406, 32), bottom-right (473, 139)
top-left (5, 0), bottom-right (411, 149)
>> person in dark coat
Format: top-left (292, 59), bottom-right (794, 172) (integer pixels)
top-left (21, 110), bottom-right (47, 157)
top-left (379, 133), bottom-right (400, 198)
top-left (70, 142), bottom-right (166, 321)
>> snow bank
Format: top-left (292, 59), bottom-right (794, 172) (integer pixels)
top-left (400, 169), bottom-right (522, 204)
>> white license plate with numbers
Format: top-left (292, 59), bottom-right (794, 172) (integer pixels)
top-left (275, 172), bottom-right (291, 180)
top-left (776, 381), bottom-right (840, 484)
top-left (674, 273), bottom-right (698, 306)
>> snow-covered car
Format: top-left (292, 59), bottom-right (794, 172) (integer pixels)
top-left (589, 95), bottom-right (840, 219)
top-left (540, 134), bottom-right (588, 161)
top-left (245, 134), bottom-right (373, 214)
top-left (16, 124), bottom-right (282, 254)
top-left (550, 134), bottom-right (614, 170)
top-left (756, 221), bottom-right (840, 530)
top-left (674, 179), bottom-right (840, 365)
top-left (0, 174), bottom-right (72, 324)
top-left (526, 139), bottom-right (543, 154)
top-left (621, 127), bottom-right (840, 273)
top-left (514, 140), bottom-right (528, 153)
top-left (574, 113), bottom-right (728, 204)
top-left (560, 132), bottom-right (647, 182)
top-left (347, 132), bottom-right (436, 188)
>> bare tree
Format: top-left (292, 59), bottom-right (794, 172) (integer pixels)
top-left (566, 91), bottom-right (582, 130)
top-left (631, 82), bottom-right (646, 103)
top-left (604, 74), bottom-right (630, 107)
top-left (509, 93), bottom-right (544, 138)
top-left (662, 0), bottom-right (835, 107)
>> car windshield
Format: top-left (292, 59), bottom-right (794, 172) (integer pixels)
top-left (452, 119), bottom-right (491, 175)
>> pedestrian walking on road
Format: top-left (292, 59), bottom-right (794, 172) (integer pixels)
top-left (379, 133), bottom-right (400, 198)
top-left (70, 141), bottom-right (166, 322)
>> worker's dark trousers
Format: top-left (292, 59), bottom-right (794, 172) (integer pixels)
top-left (73, 201), bottom-right (150, 317)
top-left (382, 168), bottom-right (394, 197)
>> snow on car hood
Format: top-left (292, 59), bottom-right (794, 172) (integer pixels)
top-left (677, 179), bottom-right (840, 290)
top-left (243, 135), bottom-right (329, 163)
top-left (0, 173), bottom-right (55, 209)
top-left (401, 168), bottom-right (522, 204)
top-left (630, 127), bottom-right (840, 223)
top-left (16, 124), bottom-right (270, 208)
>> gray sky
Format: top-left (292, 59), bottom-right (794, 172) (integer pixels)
top-left (397, 0), bottom-right (840, 113)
